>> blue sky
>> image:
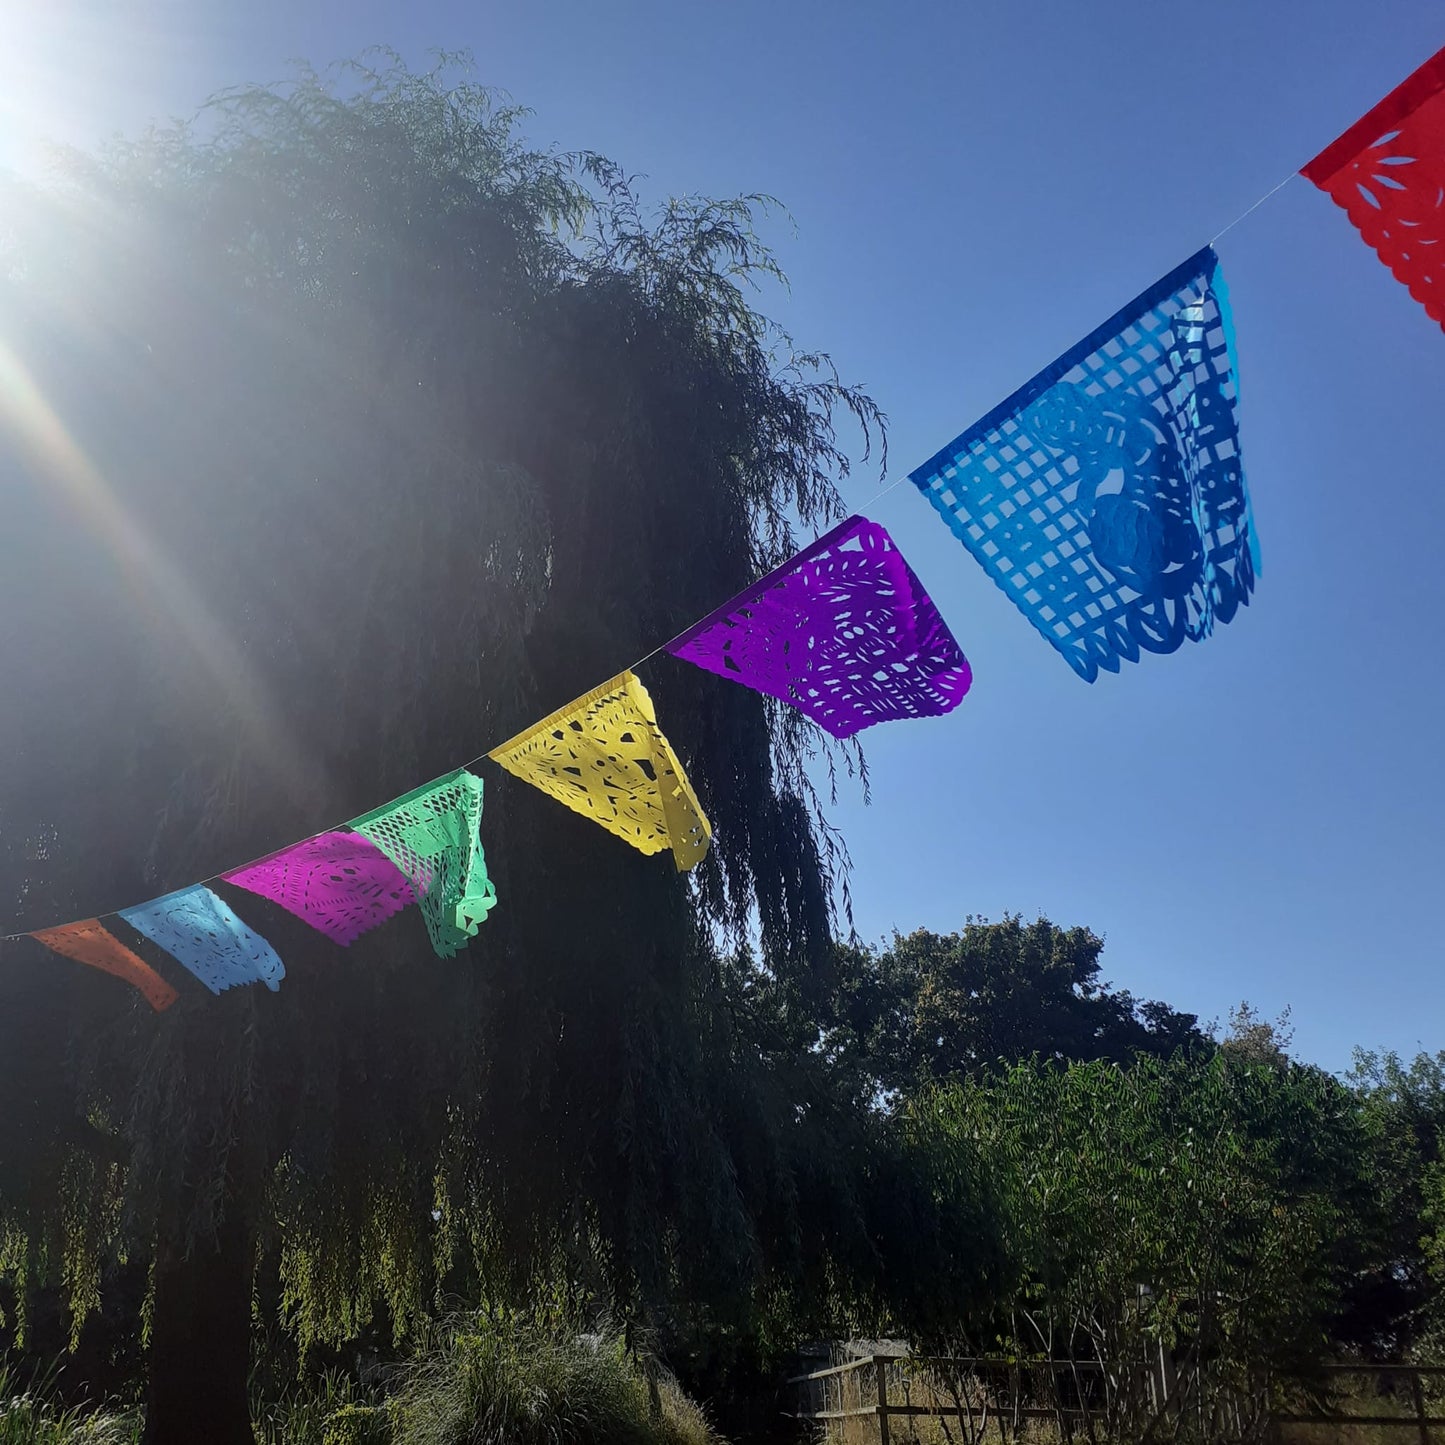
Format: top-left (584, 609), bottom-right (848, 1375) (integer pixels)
top-left (4, 0), bottom-right (1442, 1070)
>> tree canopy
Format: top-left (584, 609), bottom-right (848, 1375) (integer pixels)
top-left (0, 54), bottom-right (898, 1440)
top-left (811, 916), bottom-right (1208, 1102)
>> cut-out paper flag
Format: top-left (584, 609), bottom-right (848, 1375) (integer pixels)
top-left (32, 918), bottom-right (179, 1012)
top-left (1303, 44), bottom-right (1445, 330)
top-left (224, 831), bottom-right (414, 947)
top-left (119, 885), bottom-right (285, 995)
top-left (349, 769), bottom-right (497, 959)
top-left (666, 515), bottom-right (972, 739)
top-left (908, 246), bottom-right (1257, 682)
top-left (489, 670), bottom-right (710, 871)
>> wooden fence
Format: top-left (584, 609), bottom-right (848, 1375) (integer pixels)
top-left (1276, 1363), bottom-right (1445, 1439)
top-left (790, 1354), bottom-right (1445, 1443)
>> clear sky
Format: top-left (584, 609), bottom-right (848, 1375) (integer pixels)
top-left (3, 0), bottom-right (1442, 1072)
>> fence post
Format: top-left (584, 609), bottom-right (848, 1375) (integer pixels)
top-left (1153, 1341), bottom-right (1179, 1427)
top-left (874, 1355), bottom-right (891, 1445)
top-left (1412, 1369), bottom-right (1431, 1445)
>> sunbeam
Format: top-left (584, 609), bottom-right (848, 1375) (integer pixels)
top-left (0, 330), bottom-right (318, 809)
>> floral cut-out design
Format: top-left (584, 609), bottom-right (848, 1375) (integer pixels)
top-left (224, 831), bottom-right (414, 947)
top-left (348, 770), bottom-right (497, 959)
top-left (1304, 44), bottom-right (1445, 330)
top-left (119, 886), bottom-right (285, 995)
top-left (667, 516), bottom-right (971, 738)
top-left (489, 671), bottom-right (710, 871)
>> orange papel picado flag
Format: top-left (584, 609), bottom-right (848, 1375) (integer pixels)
top-left (489, 670), bottom-right (710, 871)
top-left (32, 918), bottom-right (179, 1012)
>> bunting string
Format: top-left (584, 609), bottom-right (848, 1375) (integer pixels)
top-left (0, 514), bottom-right (950, 947)
top-left (6, 39), bottom-right (1444, 978)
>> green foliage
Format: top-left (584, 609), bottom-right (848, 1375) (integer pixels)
top-left (387, 1315), bottom-right (719, 1445)
top-left (319, 1407), bottom-right (389, 1445)
top-left (1219, 1002), bottom-right (1295, 1067)
top-left (251, 1369), bottom-right (384, 1445)
top-left (655, 945), bottom-right (1006, 1364)
top-left (911, 1053), bottom-right (1386, 1438)
top-left (0, 1364), bottom-right (138, 1444)
top-left (1345, 1049), bottom-right (1445, 1354)
top-left (819, 916), bottom-right (1208, 1101)
top-left (0, 1328), bottom-right (723, 1445)
top-left (0, 50), bottom-right (887, 1385)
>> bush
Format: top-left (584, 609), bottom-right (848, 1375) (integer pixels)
top-left (910, 1053), bottom-right (1385, 1443)
top-left (322, 1403), bottom-right (391, 1445)
top-left (251, 1367), bottom-right (388, 1445)
top-left (389, 1316), bottom-right (721, 1445)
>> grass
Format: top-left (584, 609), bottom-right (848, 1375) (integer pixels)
top-left (388, 1316), bottom-right (721, 1445)
top-left (3, 1317), bottom-right (722, 1445)
top-left (0, 1364), bottom-right (139, 1445)
top-left (251, 1367), bottom-right (388, 1445)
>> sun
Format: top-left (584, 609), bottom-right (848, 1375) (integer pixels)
top-left (0, 0), bottom-right (202, 180)
top-left (0, 0), bottom-right (83, 177)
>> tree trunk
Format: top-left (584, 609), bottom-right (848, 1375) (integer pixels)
top-left (142, 1208), bottom-right (254, 1445)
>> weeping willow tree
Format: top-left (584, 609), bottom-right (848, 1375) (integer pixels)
top-left (0, 55), bottom-right (930, 1442)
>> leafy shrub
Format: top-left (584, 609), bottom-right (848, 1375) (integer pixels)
top-left (322, 1403), bottom-right (390, 1445)
top-left (252, 1367), bottom-right (386, 1445)
top-left (910, 1052), bottom-right (1388, 1442)
top-left (389, 1315), bottom-right (720, 1445)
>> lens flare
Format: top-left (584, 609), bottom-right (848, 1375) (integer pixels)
top-left (0, 332), bottom-right (316, 802)
top-left (0, 0), bottom-right (207, 179)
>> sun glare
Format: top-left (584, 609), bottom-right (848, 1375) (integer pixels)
top-left (0, 4), bottom-right (310, 796)
top-left (0, 0), bottom-right (204, 179)
top-left (0, 1), bottom-right (86, 178)
top-left (0, 332), bottom-right (318, 802)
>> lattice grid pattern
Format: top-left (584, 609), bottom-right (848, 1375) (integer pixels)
top-left (349, 770), bottom-right (497, 959)
top-left (32, 918), bottom-right (179, 1012)
top-left (908, 247), bottom-right (1257, 682)
top-left (667, 516), bottom-right (971, 738)
top-left (119, 885), bottom-right (285, 995)
top-left (1303, 44), bottom-right (1445, 331)
top-left (489, 670), bottom-right (710, 871)
top-left (224, 831), bottom-right (414, 947)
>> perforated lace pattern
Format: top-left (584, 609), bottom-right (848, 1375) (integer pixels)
top-left (489, 671), bottom-right (710, 872)
top-left (668, 515), bottom-right (971, 738)
top-left (32, 918), bottom-right (179, 1011)
top-left (349, 770), bottom-right (497, 959)
top-left (909, 248), bottom-right (1257, 682)
top-left (224, 831), bottom-right (414, 947)
top-left (1304, 44), bottom-right (1445, 330)
top-left (119, 885), bottom-right (286, 995)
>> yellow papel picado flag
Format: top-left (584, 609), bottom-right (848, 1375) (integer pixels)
top-left (489, 670), bottom-right (710, 871)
